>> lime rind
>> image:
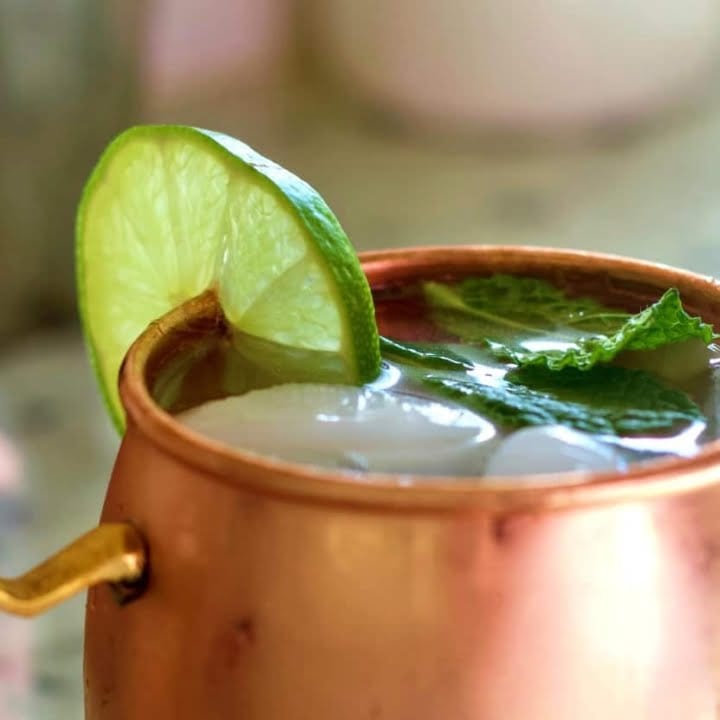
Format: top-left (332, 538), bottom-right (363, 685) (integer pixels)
top-left (203, 128), bottom-right (377, 379)
top-left (76, 125), bottom-right (379, 432)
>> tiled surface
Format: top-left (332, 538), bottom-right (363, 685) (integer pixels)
top-left (2, 89), bottom-right (720, 717)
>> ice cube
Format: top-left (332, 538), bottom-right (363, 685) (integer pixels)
top-left (485, 425), bottom-right (627, 481)
top-left (178, 384), bottom-right (497, 476)
top-left (617, 338), bottom-right (711, 383)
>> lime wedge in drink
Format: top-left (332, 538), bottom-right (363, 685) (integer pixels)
top-left (76, 125), bottom-right (380, 431)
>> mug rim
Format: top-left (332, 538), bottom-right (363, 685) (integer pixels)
top-left (118, 245), bottom-right (720, 512)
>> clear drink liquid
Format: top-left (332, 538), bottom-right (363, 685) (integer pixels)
top-left (159, 279), bottom-right (720, 480)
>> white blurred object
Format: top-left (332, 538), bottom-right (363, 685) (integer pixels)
top-left (0, 615), bottom-right (31, 719)
top-left (143, 0), bottom-right (294, 108)
top-left (0, 432), bottom-right (30, 717)
top-left (485, 425), bottom-right (627, 480)
top-left (312, 0), bottom-right (720, 133)
top-left (179, 384), bottom-right (498, 475)
top-left (0, 433), bottom-right (21, 493)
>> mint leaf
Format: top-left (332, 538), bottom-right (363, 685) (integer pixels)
top-left (424, 275), bottom-right (629, 344)
top-left (423, 365), bottom-right (703, 436)
top-left (506, 289), bottom-right (716, 371)
top-left (379, 336), bottom-right (473, 371)
top-left (424, 276), bottom-right (716, 371)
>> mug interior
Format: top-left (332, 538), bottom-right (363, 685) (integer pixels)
top-left (118, 245), bottom-right (720, 511)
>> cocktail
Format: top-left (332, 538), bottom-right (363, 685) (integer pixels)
top-left (0, 127), bottom-right (719, 719)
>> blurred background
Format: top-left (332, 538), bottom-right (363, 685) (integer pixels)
top-left (1, 0), bottom-right (720, 716)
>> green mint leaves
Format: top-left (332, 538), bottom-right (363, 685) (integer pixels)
top-left (378, 337), bottom-right (473, 372)
top-left (423, 366), bottom-right (703, 436)
top-left (424, 276), bottom-right (716, 371)
top-left (379, 275), bottom-right (715, 437)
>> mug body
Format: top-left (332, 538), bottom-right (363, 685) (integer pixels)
top-left (85, 246), bottom-right (720, 719)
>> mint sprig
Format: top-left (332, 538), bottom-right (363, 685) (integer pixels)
top-left (384, 271), bottom-right (714, 437)
top-left (423, 365), bottom-right (704, 436)
top-left (424, 276), bottom-right (716, 371)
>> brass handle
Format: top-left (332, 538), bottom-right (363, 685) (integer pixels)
top-left (0, 523), bottom-right (147, 617)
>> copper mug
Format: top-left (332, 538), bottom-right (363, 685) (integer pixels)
top-left (2, 246), bottom-right (720, 719)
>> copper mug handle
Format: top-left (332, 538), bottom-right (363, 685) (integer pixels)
top-left (0, 523), bottom-right (147, 617)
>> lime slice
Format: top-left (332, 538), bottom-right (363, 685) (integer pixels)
top-left (76, 125), bottom-right (380, 431)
